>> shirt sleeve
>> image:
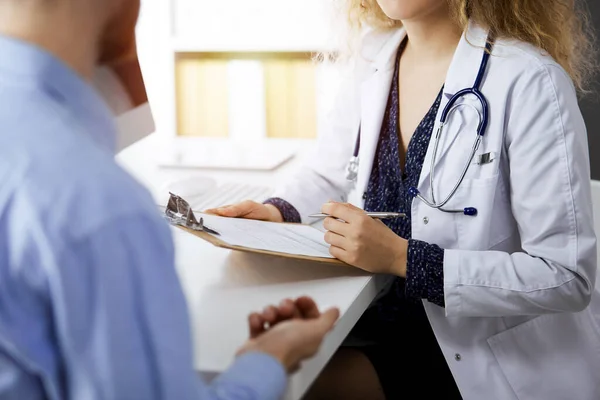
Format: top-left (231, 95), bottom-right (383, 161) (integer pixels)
top-left (405, 239), bottom-right (446, 307)
top-left (210, 352), bottom-right (287, 400)
top-left (263, 197), bottom-right (302, 223)
top-left (52, 212), bottom-right (287, 400)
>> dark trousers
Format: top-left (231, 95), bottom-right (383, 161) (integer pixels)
top-left (346, 278), bottom-right (463, 400)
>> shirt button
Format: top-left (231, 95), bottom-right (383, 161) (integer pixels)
top-left (362, 192), bottom-right (367, 200)
top-left (423, 216), bottom-right (429, 225)
top-left (455, 353), bottom-right (462, 361)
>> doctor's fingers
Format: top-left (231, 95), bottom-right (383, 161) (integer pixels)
top-left (321, 202), bottom-right (362, 223)
top-left (322, 217), bottom-right (352, 236)
top-left (338, 202), bottom-right (364, 213)
top-left (204, 204), bottom-right (232, 215)
top-left (329, 245), bottom-right (349, 263)
top-left (212, 201), bottom-right (273, 220)
top-left (324, 230), bottom-right (348, 249)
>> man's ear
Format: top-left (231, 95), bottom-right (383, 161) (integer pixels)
top-left (97, 0), bottom-right (140, 65)
top-left (108, 55), bottom-right (148, 107)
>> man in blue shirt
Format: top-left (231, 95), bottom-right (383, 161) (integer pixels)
top-left (0, 0), bottom-right (339, 399)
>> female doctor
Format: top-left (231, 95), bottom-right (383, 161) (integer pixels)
top-left (207, 0), bottom-right (600, 399)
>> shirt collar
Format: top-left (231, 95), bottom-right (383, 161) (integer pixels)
top-left (360, 21), bottom-right (491, 97)
top-left (360, 27), bottom-right (407, 74)
top-left (0, 34), bottom-right (117, 152)
top-left (443, 21), bottom-right (490, 97)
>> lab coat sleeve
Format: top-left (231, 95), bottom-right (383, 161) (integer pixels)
top-left (443, 63), bottom-right (597, 317)
top-left (271, 71), bottom-right (359, 222)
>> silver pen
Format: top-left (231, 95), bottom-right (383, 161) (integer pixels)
top-left (308, 212), bottom-right (406, 220)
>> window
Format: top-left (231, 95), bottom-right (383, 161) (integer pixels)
top-left (175, 52), bottom-right (318, 139)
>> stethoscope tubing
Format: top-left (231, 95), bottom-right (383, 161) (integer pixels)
top-left (346, 35), bottom-right (495, 217)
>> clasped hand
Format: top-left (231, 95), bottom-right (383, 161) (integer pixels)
top-left (237, 297), bottom-right (340, 373)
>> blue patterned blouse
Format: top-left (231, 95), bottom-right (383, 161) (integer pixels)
top-left (266, 43), bottom-right (446, 308)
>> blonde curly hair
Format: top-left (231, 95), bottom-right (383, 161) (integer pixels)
top-left (341, 0), bottom-right (597, 92)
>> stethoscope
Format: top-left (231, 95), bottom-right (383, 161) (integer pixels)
top-left (347, 36), bottom-right (494, 217)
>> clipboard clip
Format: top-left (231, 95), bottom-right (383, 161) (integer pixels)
top-left (164, 192), bottom-right (220, 236)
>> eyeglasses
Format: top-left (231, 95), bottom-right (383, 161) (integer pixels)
top-left (164, 192), bottom-right (220, 236)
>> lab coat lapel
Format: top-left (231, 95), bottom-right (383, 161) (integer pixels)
top-left (356, 28), bottom-right (406, 199)
top-left (417, 22), bottom-right (490, 190)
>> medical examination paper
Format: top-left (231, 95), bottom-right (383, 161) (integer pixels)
top-left (198, 213), bottom-right (334, 259)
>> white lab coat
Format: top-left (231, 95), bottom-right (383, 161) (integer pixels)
top-left (273, 22), bottom-right (600, 399)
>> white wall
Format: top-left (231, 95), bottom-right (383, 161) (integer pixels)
top-left (136, 0), bottom-right (174, 138)
top-left (171, 0), bottom-right (337, 52)
top-left (135, 0), bottom-right (344, 140)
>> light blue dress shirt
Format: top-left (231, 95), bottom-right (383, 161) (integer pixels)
top-left (0, 35), bottom-right (286, 400)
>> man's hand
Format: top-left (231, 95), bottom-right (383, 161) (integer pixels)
top-left (248, 296), bottom-right (323, 338)
top-left (238, 298), bottom-right (339, 373)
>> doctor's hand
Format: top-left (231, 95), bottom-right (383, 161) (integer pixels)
top-left (205, 201), bottom-right (283, 222)
top-left (238, 300), bottom-right (340, 373)
top-left (321, 202), bottom-right (408, 277)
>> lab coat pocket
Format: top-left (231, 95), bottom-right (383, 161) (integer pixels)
top-left (450, 174), bottom-right (514, 250)
top-left (488, 311), bottom-right (600, 400)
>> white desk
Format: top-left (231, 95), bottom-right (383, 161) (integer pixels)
top-left (117, 134), bottom-right (387, 399)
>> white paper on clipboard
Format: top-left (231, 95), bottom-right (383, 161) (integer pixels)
top-left (198, 213), bottom-right (335, 259)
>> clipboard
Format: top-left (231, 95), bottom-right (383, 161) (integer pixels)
top-left (164, 193), bottom-right (346, 265)
top-left (177, 225), bottom-right (345, 265)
